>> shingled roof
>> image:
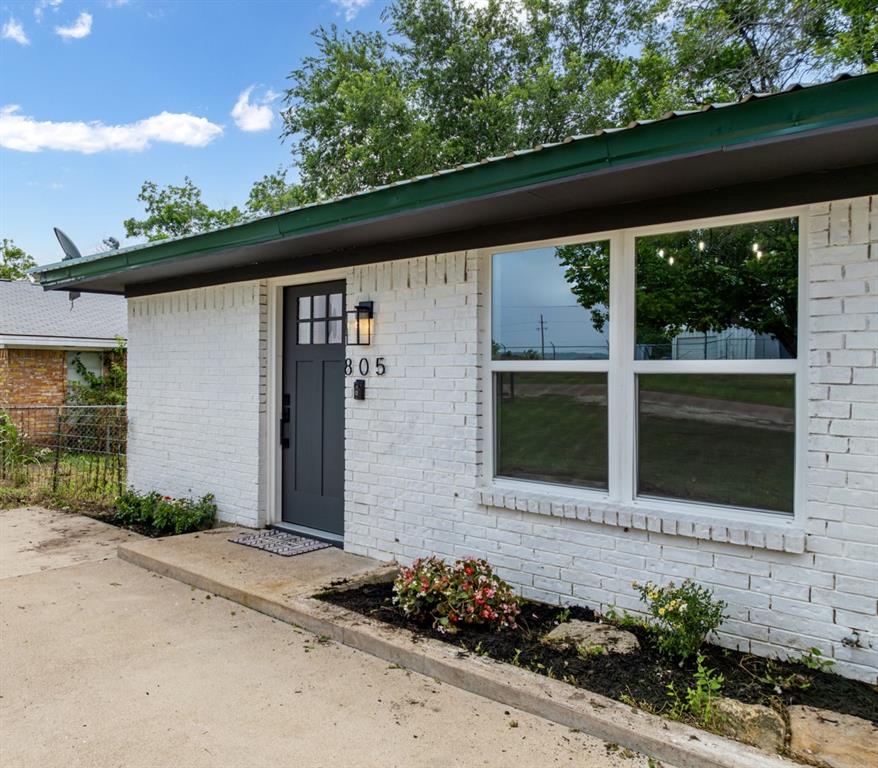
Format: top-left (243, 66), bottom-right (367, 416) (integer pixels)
top-left (0, 280), bottom-right (126, 345)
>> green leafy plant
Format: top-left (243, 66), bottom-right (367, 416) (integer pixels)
top-left (666, 654), bottom-right (725, 727)
top-left (393, 556), bottom-right (521, 634)
top-left (67, 339), bottom-right (127, 406)
top-left (0, 410), bottom-right (50, 486)
top-left (114, 488), bottom-right (216, 536)
top-left (577, 644), bottom-right (605, 659)
top-left (795, 647), bottom-right (834, 673)
top-left (757, 647), bottom-right (835, 692)
top-left (633, 579), bottom-right (726, 660)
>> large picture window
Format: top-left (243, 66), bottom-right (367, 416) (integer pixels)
top-left (487, 212), bottom-right (802, 517)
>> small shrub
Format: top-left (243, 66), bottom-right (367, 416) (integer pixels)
top-left (666, 654), bottom-right (725, 727)
top-left (113, 488), bottom-right (216, 535)
top-left (633, 579), bottom-right (726, 660)
top-left (115, 488), bottom-right (161, 526)
top-left (393, 556), bottom-right (521, 634)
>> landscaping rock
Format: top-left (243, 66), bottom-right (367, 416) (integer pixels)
top-left (713, 697), bottom-right (785, 754)
top-left (542, 620), bottom-right (640, 655)
top-left (788, 705), bottom-right (878, 768)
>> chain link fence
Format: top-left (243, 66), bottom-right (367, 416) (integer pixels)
top-left (0, 405), bottom-right (126, 509)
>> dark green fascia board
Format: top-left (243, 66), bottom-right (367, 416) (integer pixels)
top-left (33, 73), bottom-right (878, 289)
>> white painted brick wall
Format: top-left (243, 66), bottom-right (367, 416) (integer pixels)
top-left (344, 197), bottom-right (878, 682)
top-left (124, 197), bottom-right (875, 682)
top-left (127, 282), bottom-right (267, 527)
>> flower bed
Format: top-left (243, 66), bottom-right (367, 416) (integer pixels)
top-left (103, 488), bottom-right (217, 537)
top-left (317, 580), bottom-right (878, 728)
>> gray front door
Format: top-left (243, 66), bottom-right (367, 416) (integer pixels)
top-left (281, 282), bottom-right (345, 537)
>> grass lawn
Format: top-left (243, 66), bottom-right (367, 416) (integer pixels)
top-left (497, 395), bottom-right (608, 489)
top-left (0, 451), bottom-right (124, 510)
top-left (497, 390), bottom-right (794, 513)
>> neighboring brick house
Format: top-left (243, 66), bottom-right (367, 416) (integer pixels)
top-left (33, 75), bottom-right (878, 681)
top-left (0, 280), bottom-right (126, 407)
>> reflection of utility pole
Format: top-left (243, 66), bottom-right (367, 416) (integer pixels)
top-left (538, 314), bottom-right (547, 359)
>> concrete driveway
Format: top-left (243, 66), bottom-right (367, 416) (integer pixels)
top-left (0, 507), bottom-right (657, 768)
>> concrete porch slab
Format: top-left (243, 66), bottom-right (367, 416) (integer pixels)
top-left (117, 526), bottom-right (388, 601)
top-left (119, 531), bottom-right (801, 768)
top-left (0, 506), bottom-right (141, 579)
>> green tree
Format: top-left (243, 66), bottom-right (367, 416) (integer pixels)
top-left (282, 0), bottom-right (660, 201)
top-left (280, 0), bottom-right (870, 200)
top-left (246, 168), bottom-right (308, 215)
top-left (820, 0), bottom-right (878, 70)
top-left (123, 178), bottom-right (244, 242)
top-left (0, 239), bottom-right (36, 281)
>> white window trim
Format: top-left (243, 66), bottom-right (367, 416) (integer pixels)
top-left (479, 205), bottom-right (808, 544)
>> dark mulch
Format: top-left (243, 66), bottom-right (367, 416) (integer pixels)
top-left (318, 582), bottom-right (878, 724)
top-left (80, 511), bottom-right (165, 537)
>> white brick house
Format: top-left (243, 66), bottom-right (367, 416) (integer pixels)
top-left (34, 75), bottom-right (878, 681)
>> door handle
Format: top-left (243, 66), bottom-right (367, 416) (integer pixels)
top-left (280, 393), bottom-right (291, 448)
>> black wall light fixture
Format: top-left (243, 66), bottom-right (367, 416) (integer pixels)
top-left (346, 300), bottom-right (374, 346)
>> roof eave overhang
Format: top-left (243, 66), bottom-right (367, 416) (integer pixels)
top-left (33, 75), bottom-right (878, 296)
top-left (0, 335), bottom-right (123, 349)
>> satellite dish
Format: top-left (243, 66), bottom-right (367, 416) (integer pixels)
top-left (54, 227), bottom-right (82, 261)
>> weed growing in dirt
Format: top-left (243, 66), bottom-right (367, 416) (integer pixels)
top-left (666, 654), bottom-right (725, 727)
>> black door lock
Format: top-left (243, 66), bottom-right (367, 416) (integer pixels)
top-left (280, 393), bottom-right (291, 448)
top-left (353, 379), bottom-right (366, 400)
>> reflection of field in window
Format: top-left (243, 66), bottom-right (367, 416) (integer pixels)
top-left (637, 375), bottom-right (795, 514)
top-left (492, 240), bottom-right (610, 360)
top-left (495, 372), bottom-right (607, 490)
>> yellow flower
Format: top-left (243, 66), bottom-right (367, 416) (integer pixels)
top-left (658, 607), bottom-right (666, 616)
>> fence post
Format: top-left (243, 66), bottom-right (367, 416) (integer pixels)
top-left (51, 408), bottom-right (62, 493)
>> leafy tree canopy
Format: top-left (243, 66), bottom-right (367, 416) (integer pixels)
top-left (281, 0), bottom-right (873, 201)
top-left (246, 168), bottom-right (309, 215)
top-left (0, 239), bottom-right (36, 281)
top-left (123, 178), bottom-right (244, 242)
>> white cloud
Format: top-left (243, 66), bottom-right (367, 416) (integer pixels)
top-left (331, 0), bottom-right (371, 21)
top-left (230, 86), bottom-right (279, 133)
top-left (55, 11), bottom-right (92, 39)
top-left (0, 105), bottom-right (224, 153)
top-left (34, 0), bottom-right (63, 23)
top-left (2, 18), bottom-right (30, 45)
top-left (34, 0), bottom-right (64, 22)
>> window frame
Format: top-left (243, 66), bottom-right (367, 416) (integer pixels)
top-left (481, 205), bottom-right (808, 523)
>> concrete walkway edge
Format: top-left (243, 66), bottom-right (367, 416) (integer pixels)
top-left (118, 542), bottom-right (801, 768)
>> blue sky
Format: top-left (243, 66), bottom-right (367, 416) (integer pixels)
top-left (1, 0), bottom-right (388, 264)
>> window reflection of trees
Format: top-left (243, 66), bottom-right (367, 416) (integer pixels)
top-left (556, 218), bottom-right (798, 360)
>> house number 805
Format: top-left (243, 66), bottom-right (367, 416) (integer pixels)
top-left (345, 357), bottom-right (385, 376)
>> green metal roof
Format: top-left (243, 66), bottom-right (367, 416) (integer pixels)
top-left (32, 73), bottom-right (878, 291)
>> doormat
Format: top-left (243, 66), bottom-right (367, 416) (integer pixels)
top-left (229, 529), bottom-right (332, 557)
